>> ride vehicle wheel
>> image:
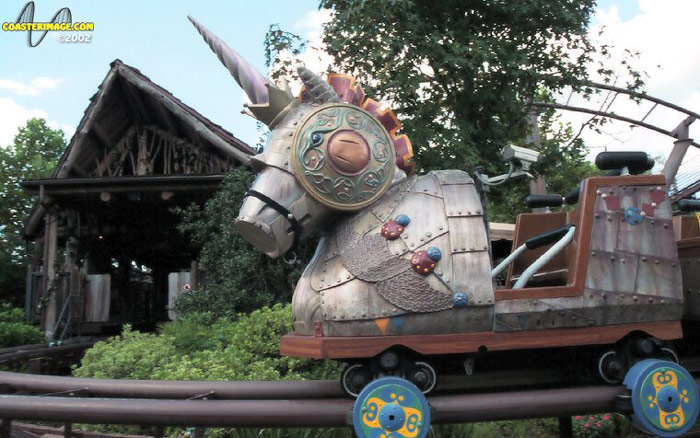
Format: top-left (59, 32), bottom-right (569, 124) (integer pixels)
top-left (623, 359), bottom-right (699, 437)
top-left (341, 363), bottom-right (372, 397)
top-left (409, 361), bottom-right (438, 394)
top-left (597, 350), bottom-right (624, 384)
top-left (352, 376), bottom-right (431, 438)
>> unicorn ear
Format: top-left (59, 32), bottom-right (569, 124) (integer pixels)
top-left (297, 65), bottom-right (339, 104)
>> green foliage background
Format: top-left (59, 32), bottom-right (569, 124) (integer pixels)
top-left (173, 167), bottom-right (317, 317)
top-left (0, 303), bottom-right (43, 348)
top-left (0, 118), bottom-right (66, 307)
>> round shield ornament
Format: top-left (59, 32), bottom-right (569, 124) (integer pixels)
top-left (290, 103), bottom-right (396, 211)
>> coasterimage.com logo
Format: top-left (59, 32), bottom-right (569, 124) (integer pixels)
top-left (2, 1), bottom-right (95, 47)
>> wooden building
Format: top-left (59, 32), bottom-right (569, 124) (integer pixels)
top-left (22, 60), bottom-right (253, 340)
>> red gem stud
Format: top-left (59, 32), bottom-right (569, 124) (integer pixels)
top-left (381, 220), bottom-right (404, 240)
top-left (411, 250), bottom-right (436, 275)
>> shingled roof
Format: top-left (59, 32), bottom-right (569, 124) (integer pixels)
top-left (54, 59), bottom-right (254, 178)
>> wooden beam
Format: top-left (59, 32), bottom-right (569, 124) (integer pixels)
top-left (118, 77), bottom-right (151, 124)
top-left (117, 68), bottom-right (251, 165)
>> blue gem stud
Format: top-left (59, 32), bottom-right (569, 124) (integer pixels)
top-left (453, 293), bottom-right (468, 308)
top-left (395, 214), bottom-right (411, 227)
top-left (427, 246), bottom-right (442, 261)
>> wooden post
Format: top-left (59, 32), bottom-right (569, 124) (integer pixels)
top-left (43, 213), bottom-right (59, 341)
top-left (0, 419), bottom-right (11, 438)
top-left (558, 416), bottom-right (573, 438)
top-left (526, 108), bottom-right (548, 213)
top-left (190, 260), bottom-right (198, 290)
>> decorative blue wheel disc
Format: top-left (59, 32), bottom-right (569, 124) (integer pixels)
top-left (352, 377), bottom-right (430, 438)
top-left (623, 359), bottom-right (699, 437)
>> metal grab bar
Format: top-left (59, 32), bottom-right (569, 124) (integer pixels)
top-left (513, 226), bottom-right (576, 289)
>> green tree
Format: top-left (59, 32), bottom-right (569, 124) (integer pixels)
top-left (318, 0), bottom-right (641, 175)
top-left (173, 167), bottom-right (316, 317)
top-left (0, 118), bottom-right (66, 306)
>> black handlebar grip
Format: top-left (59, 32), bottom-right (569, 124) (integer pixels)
top-left (677, 199), bottom-right (700, 212)
top-left (525, 224), bottom-right (575, 250)
top-left (524, 194), bottom-right (564, 209)
top-left (595, 152), bottom-right (654, 173)
top-left (564, 189), bottom-right (580, 205)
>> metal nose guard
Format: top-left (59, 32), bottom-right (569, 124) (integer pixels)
top-left (244, 190), bottom-right (301, 251)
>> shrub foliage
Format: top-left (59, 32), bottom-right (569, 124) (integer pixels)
top-left (0, 304), bottom-right (43, 348)
top-left (74, 304), bottom-right (340, 381)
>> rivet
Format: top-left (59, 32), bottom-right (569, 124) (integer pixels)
top-left (393, 308), bottom-right (398, 313)
top-left (382, 310), bottom-right (387, 315)
top-left (641, 212), bottom-right (647, 217)
top-left (657, 186), bottom-right (663, 191)
top-left (610, 256), bottom-right (615, 261)
top-left (602, 194), bottom-right (608, 199)
top-left (426, 232), bottom-right (432, 237)
top-left (591, 252), bottom-right (596, 256)
top-left (661, 299), bottom-right (665, 304)
top-left (594, 213), bottom-right (600, 218)
top-left (663, 224), bottom-right (669, 229)
top-left (654, 260), bottom-right (659, 264)
top-left (633, 296), bottom-right (638, 302)
top-left (457, 211), bottom-right (462, 215)
top-left (650, 220), bottom-right (655, 225)
top-left (461, 246), bottom-right (467, 251)
top-left (671, 263), bottom-right (676, 267)
top-left (621, 258), bottom-right (626, 264)
top-left (402, 234), bottom-right (408, 239)
top-left (607, 217), bottom-right (613, 222)
top-left (470, 246), bottom-right (475, 250)
top-left (648, 298), bottom-right (654, 303)
top-left (596, 190), bottom-right (602, 195)
top-left (602, 293), bottom-right (607, 299)
top-left (346, 275), bottom-right (351, 279)
top-left (410, 243), bottom-right (415, 247)
top-left (609, 189), bottom-right (615, 194)
top-left (467, 211), bottom-right (472, 215)
top-left (642, 257), bottom-right (648, 262)
top-left (439, 226), bottom-right (444, 231)
top-left (651, 202), bottom-right (658, 208)
top-left (419, 237), bottom-right (425, 242)
top-left (476, 211), bottom-right (481, 214)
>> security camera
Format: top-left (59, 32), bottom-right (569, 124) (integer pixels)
top-left (501, 145), bottom-right (540, 171)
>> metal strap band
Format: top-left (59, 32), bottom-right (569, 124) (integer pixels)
top-left (245, 190), bottom-right (301, 250)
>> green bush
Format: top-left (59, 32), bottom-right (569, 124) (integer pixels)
top-left (74, 304), bottom-right (340, 382)
top-left (73, 304), bottom-right (342, 437)
top-left (0, 304), bottom-right (43, 348)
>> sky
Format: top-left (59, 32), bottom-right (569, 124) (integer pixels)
top-left (0, 0), bottom-right (698, 179)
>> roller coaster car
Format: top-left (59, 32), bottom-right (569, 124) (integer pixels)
top-left (279, 151), bottom-right (694, 393)
top-left (186, 21), bottom-right (699, 436)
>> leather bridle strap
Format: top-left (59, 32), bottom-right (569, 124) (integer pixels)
top-left (245, 190), bottom-right (302, 250)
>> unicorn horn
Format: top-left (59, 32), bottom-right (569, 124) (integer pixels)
top-left (188, 15), bottom-right (270, 105)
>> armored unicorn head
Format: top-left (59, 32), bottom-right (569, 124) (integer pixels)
top-left (190, 17), bottom-right (414, 258)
